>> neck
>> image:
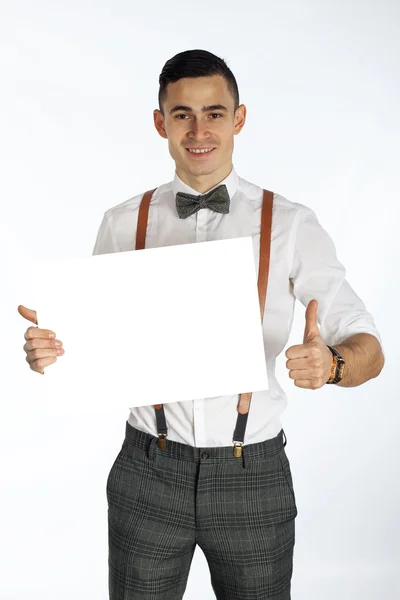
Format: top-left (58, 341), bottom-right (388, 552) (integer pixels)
top-left (176, 161), bottom-right (233, 194)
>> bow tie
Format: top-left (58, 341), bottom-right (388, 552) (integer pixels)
top-left (175, 184), bottom-right (230, 219)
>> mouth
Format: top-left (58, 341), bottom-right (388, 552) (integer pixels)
top-left (185, 147), bottom-right (216, 157)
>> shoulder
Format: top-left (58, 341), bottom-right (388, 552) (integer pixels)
top-left (92, 181), bottom-right (172, 254)
top-left (103, 181), bottom-right (172, 223)
top-left (237, 175), bottom-right (316, 226)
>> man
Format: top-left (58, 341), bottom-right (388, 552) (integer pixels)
top-left (19, 49), bottom-right (385, 599)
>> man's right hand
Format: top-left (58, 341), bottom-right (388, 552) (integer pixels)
top-left (17, 305), bottom-right (65, 375)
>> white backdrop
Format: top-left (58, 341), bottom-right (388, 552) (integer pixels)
top-left (1, 0), bottom-right (399, 598)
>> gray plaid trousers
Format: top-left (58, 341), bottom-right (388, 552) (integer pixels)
top-left (106, 422), bottom-right (297, 600)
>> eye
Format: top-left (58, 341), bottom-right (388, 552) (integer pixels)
top-left (174, 113), bottom-right (223, 120)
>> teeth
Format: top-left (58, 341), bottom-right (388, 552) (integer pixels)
top-left (188, 148), bottom-right (214, 154)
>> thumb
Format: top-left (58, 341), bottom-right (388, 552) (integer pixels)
top-left (303, 299), bottom-right (320, 343)
top-left (17, 305), bottom-right (38, 325)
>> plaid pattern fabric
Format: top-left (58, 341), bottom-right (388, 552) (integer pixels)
top-left (107, 422), bottom-right (297, 600)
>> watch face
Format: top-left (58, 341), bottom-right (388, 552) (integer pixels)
top-left (326, 346), bottom-right (345, 383)
top-left (337, 360), bottom-right (345, 380)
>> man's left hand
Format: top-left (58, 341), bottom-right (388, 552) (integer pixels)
top-left (285, 299), bottom-right (333, 389)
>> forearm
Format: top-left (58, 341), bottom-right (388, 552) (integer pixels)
top-left (332, 333), bottom-right (385, 387)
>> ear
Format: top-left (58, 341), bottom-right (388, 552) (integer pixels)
top-left (233, 104), bottom-right (246, 135)
top-left (153, 109), bottom-right (168, 139)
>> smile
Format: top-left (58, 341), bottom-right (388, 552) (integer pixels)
top-left (186, 148), bottom-right (215, 155)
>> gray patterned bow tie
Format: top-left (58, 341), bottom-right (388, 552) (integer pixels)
top-left (175, 184), bottom-right (230, 219)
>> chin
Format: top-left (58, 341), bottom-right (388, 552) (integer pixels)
top-left (189, 165), bottom-right (218, 176)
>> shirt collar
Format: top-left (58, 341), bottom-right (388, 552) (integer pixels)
top-left (172, 165), bottom-right (239, 200)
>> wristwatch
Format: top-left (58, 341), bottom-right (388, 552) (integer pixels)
top-left (326, 345), bottom-right (346, 384)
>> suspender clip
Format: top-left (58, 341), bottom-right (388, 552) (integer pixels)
top-left (157, 434), bottom-right (167, 450)
top-left (233, 442), bottom-right (243, 458)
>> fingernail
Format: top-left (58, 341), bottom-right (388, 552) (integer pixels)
top-left (49, 333), bottom-right (55, 338)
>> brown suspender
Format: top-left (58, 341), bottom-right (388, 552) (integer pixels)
top-left (136, 189), bottom-right (155, 253)
top-left (135, 187), bottom-right (274, 455)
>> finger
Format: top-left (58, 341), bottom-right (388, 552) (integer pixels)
top-left (294, 379), bottom-right (321, 390)
top-left (294, 379), bottom-right (313, 389)
top-left (288, 369), bottom-right (314, 380)
top-left (286, 357), bottom-right (323, 371)
top-left (286, 357), bottom-right (310, 370)
top-left (29, 355), bottom-right (58, 375)
top-left (26, 347), bottom-right (64, 365)
top-left (23, 338), bottom-right (63, 352)
top-left (289, 362), bottom-right (325, 380)
top-left (24, 326), bottom-right (56, 341)
top-left (285, 343), bottom-right (319, 360)
top-left (18, 305), bottom-right (38, 325)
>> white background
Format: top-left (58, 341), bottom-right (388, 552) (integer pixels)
top-left (1, 0), bottom-right (398, 598)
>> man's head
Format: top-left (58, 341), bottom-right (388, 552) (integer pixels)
top-left (154, 49), bottom-right (246, 192)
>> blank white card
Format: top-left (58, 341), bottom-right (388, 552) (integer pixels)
top-left (30, 237), bottom-right (268, 415)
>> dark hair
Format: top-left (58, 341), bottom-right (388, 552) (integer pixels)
top-left (158, 49), bottom-right (240, 114)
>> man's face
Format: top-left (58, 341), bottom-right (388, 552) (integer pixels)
top-left (154, 75), bottom-right (246, 184)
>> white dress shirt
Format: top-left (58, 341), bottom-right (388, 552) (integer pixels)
top-left (92, 166), bottom-right (382, 447)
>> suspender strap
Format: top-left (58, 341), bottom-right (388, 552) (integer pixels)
top-left (233, 189), bottom-right (274, 454)
top-left (154, 405), bottom-right (168, 448)
top-left (136, 189), bottom-right (168, 448)
top-left (135, 189), bottom-right (156, 252)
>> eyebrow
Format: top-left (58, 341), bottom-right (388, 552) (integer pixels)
top-left (169, 104), bottom-right (228, 115)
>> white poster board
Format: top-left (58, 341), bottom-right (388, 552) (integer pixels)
top-left (30, 237), bottom-right (268, 415)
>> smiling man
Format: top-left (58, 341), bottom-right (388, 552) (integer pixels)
top-left (20, 49), bottom-right (384, 599)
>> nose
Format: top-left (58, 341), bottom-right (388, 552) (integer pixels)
top-left (187, 118), bottom-right (211, 140)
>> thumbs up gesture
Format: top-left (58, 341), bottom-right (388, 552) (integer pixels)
top-left (285, 299), bottom-right (333, 389)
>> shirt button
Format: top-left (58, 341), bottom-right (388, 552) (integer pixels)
top-left (199, 226), bottom-right (206, 232)
top-left (201, 452), bottom-right (209, 459)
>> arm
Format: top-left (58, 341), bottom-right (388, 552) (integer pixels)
top-left (333, 332), bottom-right (385, 387)
top-left (286, 206), bottom-right (384, 390)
